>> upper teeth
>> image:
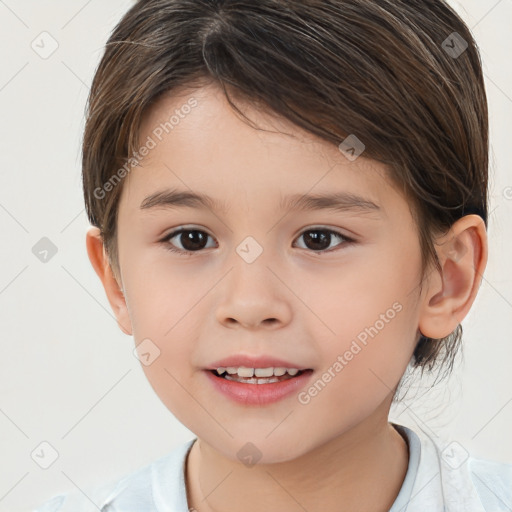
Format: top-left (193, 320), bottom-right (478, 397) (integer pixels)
top-left (217, 367), bottom-right (300, 377)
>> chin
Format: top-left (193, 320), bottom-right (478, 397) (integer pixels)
top-left (217, 436), bottom-right (307, 466)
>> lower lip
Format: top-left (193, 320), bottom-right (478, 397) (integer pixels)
top-left (204, 369), bottom-right (314, 405)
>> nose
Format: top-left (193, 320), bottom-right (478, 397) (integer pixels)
top-left (225, 316), bottom-right (280, 329)
top-left (215, 262), bottom-right (293, 331)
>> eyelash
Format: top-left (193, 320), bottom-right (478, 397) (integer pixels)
top-left (160, 227), bottom-right (355, 256)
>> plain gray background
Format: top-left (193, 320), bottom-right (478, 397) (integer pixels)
top-left (0, 1), bottom-right (510, 510)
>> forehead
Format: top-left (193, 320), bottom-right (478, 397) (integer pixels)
top-left (121, 83), bottom-right (400, 216)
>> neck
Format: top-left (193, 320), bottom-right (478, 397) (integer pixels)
top-left (185, 406), bottom-right (409, 512)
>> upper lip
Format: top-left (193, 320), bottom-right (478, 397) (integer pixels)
top-left (206, 354), bottom-right (311, 371)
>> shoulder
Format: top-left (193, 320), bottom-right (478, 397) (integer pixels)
top-left (468, 456), bottom-right (512, 511)
top-left (393, 422), bottom-right (512, 512)
top-left (31, 475), bottom-right (132, 512)
top-left (32, 438), bottom-right (197, 512)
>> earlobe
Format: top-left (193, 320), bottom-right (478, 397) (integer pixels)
top-left (85, 226), bottom-right (133, 336)
top-left (418, 215), bottom-right (488, 339)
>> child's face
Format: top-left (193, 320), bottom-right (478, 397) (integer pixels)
top-left (111, 83), bottom-right (430, 462)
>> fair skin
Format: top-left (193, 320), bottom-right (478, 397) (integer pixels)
top-left (86, 83), bottom-right (487, 512)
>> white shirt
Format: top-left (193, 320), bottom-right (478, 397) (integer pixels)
top-left (33, 422), bottom-right (512, 511)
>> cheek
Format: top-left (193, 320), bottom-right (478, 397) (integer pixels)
top-left (121, 248), bottom-right (195, 335)
top-left (306, 242), bottom-right (420, 338)
top-left (297, 299), bottom-right (417, 435)
top-left (122, 251), bottom-right (203, 371)
top-left (318, 295), bottom-right (415, 385)
top-left (139, 361), bottom-right (204, 433)
top-left (307, 245), bottom-right (421, 393)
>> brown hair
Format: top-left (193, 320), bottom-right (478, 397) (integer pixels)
top-left (82, 0), bottom-right (488, 380)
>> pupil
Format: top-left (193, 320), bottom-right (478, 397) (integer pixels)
top-left (181, 230), bottom-right (206, 251)
top-left (304, 230), bottom-right (330, 250)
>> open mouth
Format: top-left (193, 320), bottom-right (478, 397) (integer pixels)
top-left (209, 368), bottom-right (312, 385)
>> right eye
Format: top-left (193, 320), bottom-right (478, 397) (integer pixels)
top-left (161, 228), bottom-right (217, 256)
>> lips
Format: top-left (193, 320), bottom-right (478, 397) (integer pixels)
top-left (204, 366), bottom-right (314, 405)
top-left (210, 368), bottom-right (311, 383)
top-left (206, 354), bottom-right (311, 371)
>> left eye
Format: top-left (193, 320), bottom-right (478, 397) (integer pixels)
top-left (161, 227), bottom-right (354, 256)
top-left (293, 228), bottom-right (353, 253)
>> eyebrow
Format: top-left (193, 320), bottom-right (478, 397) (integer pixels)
top-left (280, 192), bottom-right (381, 215)
top-left (139, 188), bottom-right (381, 216)
top-left (140, 189), bottom-right (230, 213)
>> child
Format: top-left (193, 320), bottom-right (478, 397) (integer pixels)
top-left (35, 0), bottom-right (511, 510)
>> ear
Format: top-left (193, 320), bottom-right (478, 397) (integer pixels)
top-left (85, 226), bottom-right (133, 336)
top-left (418, 214), bottom-right (488, 339)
